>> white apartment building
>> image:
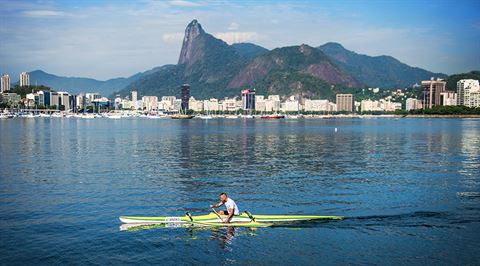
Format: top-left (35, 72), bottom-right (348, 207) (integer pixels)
top-left (304, 99), bottom-right (331, 112)
top-left (440, 91), bottom-right (457, 106)
top-left (58, 92), bottom-right (70, 110)
top-left (189, 97), bottom-right (204, 112)
top-left (380, 99), bottom-right (402, 112)
top-left (142, 96), bottom-right (158, 112)
top-left (203, 98), bottom-right (220, 112)
top-left (255, 95), bottom-right (266, 112)
top-left (20, 72), bottom-right (30, 86)
top-left (159, 96), bottom-right (177, 111)
top-left (281, 96), bottom-right (300, 112)
top-left (405, 98), bottom-right (423, 111)
top-left (360, 100), bottom-right (382, 112)
top-left (221, 98), bottom-right (239, 111)
top-left (457, 79), bottom-right (480, 107)
top-left (266, 95), bottom-right (281, 112)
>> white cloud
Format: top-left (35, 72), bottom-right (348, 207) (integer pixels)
top-left (214, 32), bottom-right (259, 44)
top-left (169, 0), bottom-right (202, 7)
top-left (228, 22), bottom-right (239, 30)
top-left (22, 10), bottom-right (70, 18)
top-left (162, 32), bottom-right (184, 43)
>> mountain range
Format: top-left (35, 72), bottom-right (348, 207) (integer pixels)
top-left (23, 20), bottom-right (448, 100)
top-left (24, 67), bottom-right (165, 96)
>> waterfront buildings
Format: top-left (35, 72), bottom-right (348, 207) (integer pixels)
top-left (281, 96), bottom-right (300, 112)
top-left (406, 98), bottom-right (423, 111)
top-left (142, 96), bottom-right (158, 112)
top-left (457, 79), bottom-right (480, 108)
top-left (255, 95), bottom-right (281, 112)
top-left (336, 94), bottom-right (355, 112)
top-left (266, 95), bottom-right (281, 112)
top-left (222, 97), bottom-right (239, 112)
top-left (1, 74), bottom-right (10, 92)
top-left (360, 99), bottom-right (402, 112)
top-left (203, 98), bottom-right (220, 112)
top-left (360, 100), bottom-right (382, 112)
top-left (304, 99), bottom-right (332, 112)
top-left (188, 97), bottom-right (204, 112)
top-left (25, 90), bottom-right (76, 110)
top-left (19, 72), bottom-right (30, 87)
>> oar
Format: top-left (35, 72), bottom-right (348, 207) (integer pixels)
top-left (211, 208), bottom-right (225, 223)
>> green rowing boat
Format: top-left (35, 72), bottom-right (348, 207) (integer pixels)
top-left (119, 212), bottom-right (343, 224)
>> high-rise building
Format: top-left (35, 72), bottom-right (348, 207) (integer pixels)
top-left (241, 89), bottom-right (256, 112)
top-left (19, 72), bottom-right (30, 87)
top-left (131, 90), bottom-right (138, 102)
top-left (457, 79), bottom-right (480, 107)
top-left (421, 78), bottom-right (446, 109)
top-left (76, 94), bottom-right (86, 109)
top-left (58, 92), bottom-right (70, 110)
top-left (181, 84), bottom-right (190, 111)
top-left (336, 94), bottom-right (355, 112)
top-left (1, 74), bottom-right (10, 92)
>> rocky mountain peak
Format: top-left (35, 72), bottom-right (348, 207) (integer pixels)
top-left (178, 19), bottom-right (206, 65)
top-left (299, 44), bottom-right (313, 55)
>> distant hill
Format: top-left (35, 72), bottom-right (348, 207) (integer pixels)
top-left (227, 44), bottom-right (360, 99)
top-left (26, 68), bottom-right (162, 96)
top-left (318, 42), bottom-right (447, 88)
top-left (231, 43), bottom-right (269, 59)
top-left (445, 71), bottom-right (480, 91)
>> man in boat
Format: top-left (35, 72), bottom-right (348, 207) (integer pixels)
top-left (210, 192), bottom-right (240, 223)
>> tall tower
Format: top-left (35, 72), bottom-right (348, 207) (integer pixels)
top-left (421, 78), bottom-right (446, 109)
top-left (20, 72), bottom-right (30, 87)
top-left (1, 74), bottom-right (10, 92)
top-left (241, 89), bottom-right (256, 112)
top-left (131, 90), bottom-right (138, 102)
top-left (181, 84), bottom-right (190, 112)
top-left (336, 94), bottom-right (355, 112)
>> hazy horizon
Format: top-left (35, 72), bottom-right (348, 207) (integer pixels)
top-left (1, 0), bottom-right (479, 81)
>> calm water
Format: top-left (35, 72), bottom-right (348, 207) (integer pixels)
top-left (1, 117), bottom-right (479, 265)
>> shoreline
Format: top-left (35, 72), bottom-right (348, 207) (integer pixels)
top-left (402, 114), bottom-right (480, 118)
top-left (2, 112), bottom-right (480, 119)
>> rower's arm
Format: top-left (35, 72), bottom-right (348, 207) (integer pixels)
top-left (226, 208), bottom-right (234, 223)
top-left (210, 202), bottom-right (223, 208)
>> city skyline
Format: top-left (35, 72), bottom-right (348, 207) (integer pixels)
top-left (0, 0), bottom-right (479, 81)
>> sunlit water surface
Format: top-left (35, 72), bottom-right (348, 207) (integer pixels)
top-left (1, 118), bottom-right (479, 265)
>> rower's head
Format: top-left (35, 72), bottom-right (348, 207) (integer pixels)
top-left (220, 192), bottom-right (228, 202)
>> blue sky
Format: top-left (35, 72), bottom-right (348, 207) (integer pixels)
top-left (0, 0), bottom-right (479, 81)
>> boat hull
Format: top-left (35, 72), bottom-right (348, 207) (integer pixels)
top-left (171, 115), bottom-right (194, 119)
top-left (119, 212), bottom-right (343, 224)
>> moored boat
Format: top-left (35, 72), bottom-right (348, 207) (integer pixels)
top-left (260, 114), bottom-right (285, 119)
top-left (171, 114), bottom-right (194, 119)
